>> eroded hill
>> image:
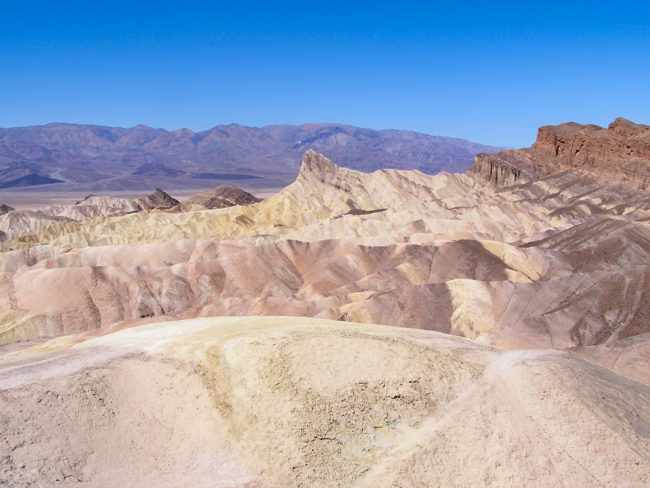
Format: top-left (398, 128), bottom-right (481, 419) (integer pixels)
top-left (1, 119), bottom-right (649, 486)
top-left (0, 145), bottom-right (649, 384)
top-left (471, 117), bottom-right (650, 188)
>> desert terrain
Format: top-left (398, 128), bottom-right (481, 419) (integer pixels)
top-left (0, 122), bottom-right (500, 194)
top-left (0, 118), bottom-right (649, 486)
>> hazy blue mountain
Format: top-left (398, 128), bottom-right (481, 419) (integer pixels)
top-left (0, 122), bottom-right (501, 191)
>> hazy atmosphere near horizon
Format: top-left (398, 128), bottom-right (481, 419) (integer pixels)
top-left (1, 0), bottom-right (649, 147)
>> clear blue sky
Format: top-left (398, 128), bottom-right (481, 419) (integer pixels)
top-left (1, 1), bottom-right (648, 147)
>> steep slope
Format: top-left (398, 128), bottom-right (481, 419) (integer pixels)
top-left (0, 188), bottom-right (179, 241)
top-left (470, 117), bottom-right (650, 188)
top-left (1, 317), bottom-right (648, 487)
top-left (176, 185), bottom-right (262, 211)
top-left (0, 149), bottom-right (648, 385)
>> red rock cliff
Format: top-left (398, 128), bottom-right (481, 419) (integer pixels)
top-left (470, 117), bottom-right (650, 189)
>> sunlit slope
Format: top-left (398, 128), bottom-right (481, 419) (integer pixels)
top-left (1, 317), bottom-right (648, 488)
top-left (0, 150), bottom-right (648, 384)
top-left (3, 150), bottom-right (575, 249)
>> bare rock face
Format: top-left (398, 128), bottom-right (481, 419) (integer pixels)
top-left (470, 117), bottom-right (650, 189)
top-left (133, 187), bottom-right (180, 210)
top-left (470, 150), bottom-right (537, 185)
top-left (0, 203), bottom-right (13, 215)
top-left (180, 185), bottom-right (262, 210)
top-left (0, 189), bottom-right (182, 242)
top-left (534, 118), bottom-right (650, 164)
top-left (0, 138), bottom-right (649, 486)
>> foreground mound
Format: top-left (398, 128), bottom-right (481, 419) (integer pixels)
top-left (1, 316), bottom-right (648, 487)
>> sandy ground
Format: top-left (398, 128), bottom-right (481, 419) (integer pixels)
top-left (1, 316), bottom-right (648, 487)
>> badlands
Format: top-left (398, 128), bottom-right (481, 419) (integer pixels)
top-left (0, 118), bottom-right (649, 486)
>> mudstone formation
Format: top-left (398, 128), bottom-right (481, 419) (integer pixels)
top-left (0, 118), bottom-right (648, 487)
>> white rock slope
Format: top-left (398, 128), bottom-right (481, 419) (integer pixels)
top-left (1, 317), bottom-right (648, 487)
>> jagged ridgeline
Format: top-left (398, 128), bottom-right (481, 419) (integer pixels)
top-left (471, 117), bottom-right (650, 187)
top-left (1, 119), bottom-right (649, 487)
top-left (0, 122), bottom-right (501, 191)
top-left (1, 130), bottom-right (649, 385)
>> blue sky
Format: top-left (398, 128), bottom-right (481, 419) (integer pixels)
top-left (1, 1), bottom-right (648, 147)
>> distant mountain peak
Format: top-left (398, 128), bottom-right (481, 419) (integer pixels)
top-left (0, 122), bottom-right (502, 192)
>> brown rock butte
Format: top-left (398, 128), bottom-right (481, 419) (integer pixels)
top-left (175, 185), bottom-right (262, 211)
top-left (470, 117), bottom-right (650, 188)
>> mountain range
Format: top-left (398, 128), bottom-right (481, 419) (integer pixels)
top-left (0, 122), bottom-right (500, 192)
top-left (1, 118), bottom-right (648, 487)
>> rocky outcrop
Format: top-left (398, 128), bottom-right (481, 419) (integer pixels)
top-left (0, 189), bottom-right (180, 242)
top-left (0, 203), bottom-right (13, 215)
top-left (179, 185), bottom-right (261, 210)
top-left (470, 117), bottom-right (650, 189)
top-left (534, 118), bottom-right (650, 164)
top-left (133, 188), bottom-right (180, 210)
top-left (1, 150), bottom-right (648, 386)
top-left (469, 152), bottom-right (534, 185)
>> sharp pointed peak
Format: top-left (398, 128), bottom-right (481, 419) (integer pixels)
top-left (299, 150), bottom-right (341, 177)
